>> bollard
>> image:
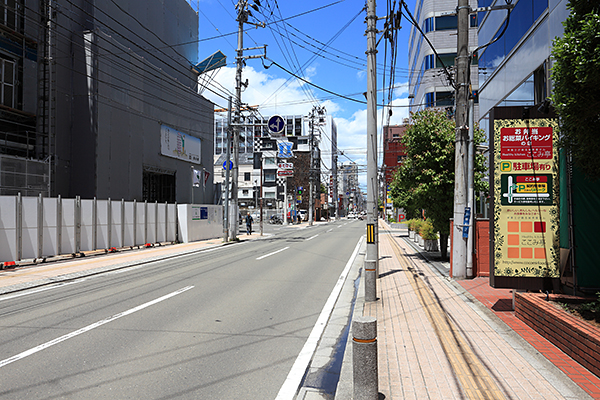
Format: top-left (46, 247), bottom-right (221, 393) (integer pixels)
top-left (364, 260), bottom-right (377, 302)
top-left (352, 316), bottom-right (378, 400)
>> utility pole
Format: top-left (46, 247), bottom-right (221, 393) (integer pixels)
top-left (231, 2), bottom-right (245, 241)
top-left (309, 115), bottom-right (314, 226)
top-left (224, 96), bottom-right (232, 242)
top-left (452, 0), bottom-right (470, 278)
top-left (232, 0), bottom-right (264, 240)
top-left (308, 106), bottom-right (325, 226)
top-left (366, 0), bottom-right (379, 274)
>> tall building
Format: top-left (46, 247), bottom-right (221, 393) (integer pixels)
top-left (339, 162), bottom-right (359, 216)
top-left (214, 112), bottom-right (337, 219)
top-left (477, 0), bottom-right (567, 131)
top-left (407, 0), bottom-right (479, 121)
top-left (382, 123), bottom-right (407, 187)
top-left (0, 0), bottom-right (214, 204)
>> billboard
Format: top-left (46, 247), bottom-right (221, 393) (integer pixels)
top-left (490, 108), bottom-right (559, 290)
top-left (160, 125), bottom-right (201, 163)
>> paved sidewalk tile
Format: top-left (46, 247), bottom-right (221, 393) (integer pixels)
top-left (364, 226), bottom-right (586, 400)
top-left (459, 277), bottom-right (600, 399)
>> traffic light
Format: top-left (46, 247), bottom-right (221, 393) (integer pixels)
top-left (297, 186), bottom-right (303, 195)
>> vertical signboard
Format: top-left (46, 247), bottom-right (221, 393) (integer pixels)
top-left (490, 107), bottom-right (559, 290)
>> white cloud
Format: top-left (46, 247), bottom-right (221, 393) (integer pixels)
top-left (305, 66), bottom-right (318, 78)
top-left (204, 65), bottom-right (322, 117)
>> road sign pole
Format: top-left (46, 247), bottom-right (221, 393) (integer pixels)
top-left (224, 96), bottom-right (232, 242)
top-left (284, 177), bottom-right (288, 225)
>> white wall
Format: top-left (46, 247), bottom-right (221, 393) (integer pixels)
top-left (0, 195), bottom-right (221, 264)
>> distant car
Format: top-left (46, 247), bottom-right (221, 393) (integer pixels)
top-left (347, 212), bottom-right (356, 219)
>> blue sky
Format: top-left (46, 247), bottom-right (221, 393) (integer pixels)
top-left (186, 0), bottom-right (416, 187)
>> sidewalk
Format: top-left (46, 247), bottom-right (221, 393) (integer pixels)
top-left (335, 220), bottom-right (597, 399)
top-left (0, 230), bottom-right (265, 295)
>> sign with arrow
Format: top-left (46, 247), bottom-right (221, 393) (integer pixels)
top-left (268, 115), bottom-right (285, 136)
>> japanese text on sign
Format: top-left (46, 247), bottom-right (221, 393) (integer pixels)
top-left (500, 127), bottom-right (553, 159)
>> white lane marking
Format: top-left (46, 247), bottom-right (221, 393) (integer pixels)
top-left (256, 247), bottom-right (290, 260)
top-left (0, 281), bottom-right (78, 302)
top-left (306, 234), bottom-right (319, 241)
top-left (0, 286), bottom-right (194, 369)
top-left (326, 229), bottom-right (333, 233)
top-left (275, 236), bottom-right (364, 400)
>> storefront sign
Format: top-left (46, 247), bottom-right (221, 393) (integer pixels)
top-left (491, 113), bottom-right (559, 289)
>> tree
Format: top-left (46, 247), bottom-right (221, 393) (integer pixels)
top-left (551, 0), bottom-right (600, 179)
top-left (389, 109), bottom-right (488, 260)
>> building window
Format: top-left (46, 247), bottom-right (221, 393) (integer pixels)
top-left (423, 17), bottom-right (434, 33)
top-left (436, 53), bottom-right (456, 68)
top-left (244, 172), bottom-right (251, 181)
top-left (425, 92), bottom-right (435, 108)
top-left (534, 63), bottom-right (547, 104)
top-left (435, 15), bottom-right (457, 31)
top-left (424, 54), bottom-right (434, 70)
top-left (265, 157), bottom-right (276, 165)
top-left (436, 91), bottom-right (454, 107)
top-left (0, 58), bottom-right (15, 108)
top-left (264, 191), bottom-right (276, 198)
top-left (470, 13), bottom-right (478, 28)
top-left (265, 172), bottom-right (276, 182)
top-left (295, 118), bottom-right (302, 135)
top-left (0, 0), bottom-right (19, 31)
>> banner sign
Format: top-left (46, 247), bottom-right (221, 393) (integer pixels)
top-left (491, 114), bottom-right (559, 289)
top-left (161, 125), bottom-right (201, 163)
top-left (277, 169), bottom-right (294, 177)
top-left (278, 162), bottom-right (293, 169)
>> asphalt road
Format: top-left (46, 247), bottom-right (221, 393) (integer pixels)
top-left (0, 219), bottom-right (364, 399)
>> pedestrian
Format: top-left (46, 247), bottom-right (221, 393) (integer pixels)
top-left (245, 212), bottom-right (253, 235)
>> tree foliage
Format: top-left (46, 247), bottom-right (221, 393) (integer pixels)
top-left (551, 0), bottom-right (600, 179)
top-left (389, 109), bottom-right (487, 246)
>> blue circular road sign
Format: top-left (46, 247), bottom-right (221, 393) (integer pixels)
top-left (268, 115), bottom-right (285, 135)
top-left (222, 160), bottom-right (233, 170)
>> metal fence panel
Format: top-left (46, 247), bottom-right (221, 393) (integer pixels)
top-left (0, 196), bottom-right (18, 262)
top-left (136, 202), bottom-right (146, 245)
top-left (147, 202), bottom-right (157, 244)
top-left (123, 201), bottom-right (135, 247)
top-left (42, 198), bottom-right (59, 257)
top-left (61, 199), bottom-right (77, 255)
top-left (96, 200), bottom-right (109, 250)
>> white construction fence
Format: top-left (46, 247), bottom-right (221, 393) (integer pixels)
top-left (0, 195), bottom-right (223, 264)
